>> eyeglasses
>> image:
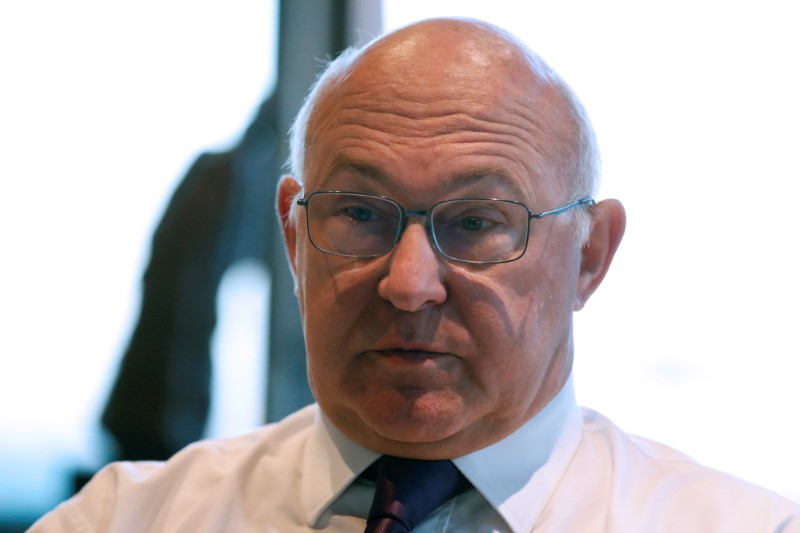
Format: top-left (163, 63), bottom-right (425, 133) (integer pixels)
top-left (296, 191), bottom-right (594, 264)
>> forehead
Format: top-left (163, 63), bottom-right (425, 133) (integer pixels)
top-left (305, 23), bottom-right (574, 202)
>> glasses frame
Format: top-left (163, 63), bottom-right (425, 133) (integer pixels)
top-left (296, 191), bottom-right (595, 264)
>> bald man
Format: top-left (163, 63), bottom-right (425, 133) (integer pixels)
top-left (32, 18), bottom-right (799, 533)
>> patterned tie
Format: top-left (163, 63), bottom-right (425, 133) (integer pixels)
top-left (364, 455), bottom-right (467, 533)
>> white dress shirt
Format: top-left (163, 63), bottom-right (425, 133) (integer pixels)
top-left (31, 376), bottom-right (800, 532)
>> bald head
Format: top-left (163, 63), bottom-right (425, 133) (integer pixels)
top-left (357, 18), bottom-right (562, 88)
top-left (343, 18), bottom-right (548, 94)
top-left (288, 18), bottom-right (599, 238)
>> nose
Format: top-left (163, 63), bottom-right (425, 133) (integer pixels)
top-left (376, 222), bottom-right (447, 312)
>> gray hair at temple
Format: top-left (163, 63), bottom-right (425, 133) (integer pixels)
top-left (286, 18), bottom-right (601, 243)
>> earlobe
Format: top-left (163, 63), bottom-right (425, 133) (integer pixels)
top-left (574, 199), bottom-right (626, 310)
top-left (277, 175), bottom-right (303, 276)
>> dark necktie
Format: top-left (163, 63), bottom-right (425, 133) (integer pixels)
top-left (364, 455), bottom-right (467, 533)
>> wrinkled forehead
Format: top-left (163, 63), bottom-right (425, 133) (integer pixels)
top-left (306, 20), bottom-right (577, 194)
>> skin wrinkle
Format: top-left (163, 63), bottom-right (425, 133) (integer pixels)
top-left (322, 92), bottom-right (556, 159)
top-left (315, 143), bottom-right (543, 208)
top-left (324, 256), bottom-right (520, 349)
top-left (311, 91), bottom-right (568, 206)
top-left (324, 113), bottom-right (537, 151)
top-left (318, 157), bottom-right (546, 208)
top-left (308, 110), bottom-right (557, 211)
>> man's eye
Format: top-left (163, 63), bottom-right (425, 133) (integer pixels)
top-left (346, 206), bottom-right (374, 221)
top-left (460, 216), bottom-right (486, 231)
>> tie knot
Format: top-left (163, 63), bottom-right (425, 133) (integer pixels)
top-left (365, 456), bottom-right (467, 533)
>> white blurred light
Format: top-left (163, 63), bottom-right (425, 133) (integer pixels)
top-left (0, 0), bottom-right (276, 516)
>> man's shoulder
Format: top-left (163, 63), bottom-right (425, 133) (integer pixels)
top-left (563, 407), bottom-right (800, 531)
top-left (578, 407), bottom-right (697, 464)
top-left (157, 401), bottom-right (319, 474)
top-left (129, 402), bottom-right (319, 483)
top-left (577, 406), bottom-right (783, 492)
top-left (30, 404), bottom-right (321, 532)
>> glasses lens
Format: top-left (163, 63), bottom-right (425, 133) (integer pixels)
top-left (431, 199), bottom-right (529, 262)
top-left (306, 193), bottom-right (401, 257)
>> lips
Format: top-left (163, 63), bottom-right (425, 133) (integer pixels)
top-left (367, 345), bottom-right (453, 368)
top-left (377, 349), bottom-right (440, 361)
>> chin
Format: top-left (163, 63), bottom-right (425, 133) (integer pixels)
top-left (361, 392), bottom-right (470, 448)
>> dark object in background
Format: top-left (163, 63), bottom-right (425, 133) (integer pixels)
top-left (100, 96), bottom-right (298, 461)
top-left (102, 149), bottom-right (238, 460)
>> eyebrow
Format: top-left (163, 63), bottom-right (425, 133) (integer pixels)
top-left (319, 154), bottom-right (527, 197)
top-left (319, 155), bottom-right (388, 187)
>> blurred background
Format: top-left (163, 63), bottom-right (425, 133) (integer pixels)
top-left (1, 0), bottom-right (798, 529)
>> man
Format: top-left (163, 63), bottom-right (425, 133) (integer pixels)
top-left (32, 17), bottom-right (799, 532)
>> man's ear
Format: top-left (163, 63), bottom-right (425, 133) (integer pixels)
top-left (277, 175), bottom-right (302, 276)
top-left (574, 199), bottom-right (626, 310)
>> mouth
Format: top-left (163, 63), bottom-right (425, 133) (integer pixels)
top-left (373, 348), bottom-right (444, 364)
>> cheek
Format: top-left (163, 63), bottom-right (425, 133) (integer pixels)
top-left (299, 255), bottom-right (379, 351)
top-left (457, 260), bottom-right (573, 357)
top-left (468, 268), bottom-right (544, 334)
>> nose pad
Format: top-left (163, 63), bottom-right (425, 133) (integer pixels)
top-left (377, 222), bottom-right (447, 312)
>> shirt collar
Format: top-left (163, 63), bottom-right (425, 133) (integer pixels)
top-left (301, 375), bottom-right (583, 532)
top-left (301, 408), bottom-right (380, 526)
top-left (454, 374), bottom-right (583, 533)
